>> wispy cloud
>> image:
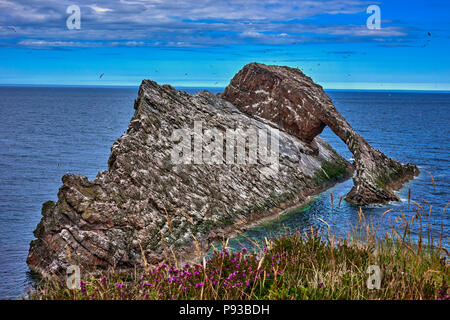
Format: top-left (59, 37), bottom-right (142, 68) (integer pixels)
top-left (0, 0), bottom-right (412, 48)
top-left (88, 4), bottom-right (113, 13)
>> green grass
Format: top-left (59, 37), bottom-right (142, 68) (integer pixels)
top-left (28, 200), bottom-right (449, 300)
top-left (313, 160), bottom-right (349, 185)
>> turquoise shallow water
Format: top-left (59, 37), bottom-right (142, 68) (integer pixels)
top-left (0, 87), bottom-right (448, 298)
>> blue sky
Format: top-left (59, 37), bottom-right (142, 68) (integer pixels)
top-left (0, 0), bottom-right (449, 90)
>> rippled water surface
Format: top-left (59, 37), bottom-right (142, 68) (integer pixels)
top-left (0, 87), bottom-right (448, 298)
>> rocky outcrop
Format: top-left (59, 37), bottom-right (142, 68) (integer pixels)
top-left (222, 63), bottom-right (419, 205)
top-left (28, 79), bottom-right (352, 276)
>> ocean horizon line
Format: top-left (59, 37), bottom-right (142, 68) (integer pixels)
top-left (1, 83), bottom-right (450, 94)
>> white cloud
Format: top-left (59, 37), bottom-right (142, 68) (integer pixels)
top-left (88, 4), bottom-right (113, 13)
top-left (18, 39), bottom-right (104, 47)
top-left (240, 31), bottom-right (264, 38)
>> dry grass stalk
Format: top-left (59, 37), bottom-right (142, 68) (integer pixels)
top-left (381, 209), bottom-right (394, 219)
top-left (358, 207), bottom-right (366, 224)
top-left (413, 201), bottom-right (423, 210)
top-left (338, 196), bottom-right (343, 208)
top-left (408, 187), bottom-right (411, 209)
top-left (164, 207), bottom-right (173, 233)
top-left (180, 210), bottom-right (195, 225)
top-left (192, 234), bottom-right (201, 259)
top-left (138, 242), bottom-right (148, 268)
top-left (426, 171), bottom-right (436, 191)
top-left (169, 247), bottom-right (178, 268)
top-left (241, 234), bottom-right (262, 251)
top-left (443, 202), bottom-right (449, 215)
top-left (317, 217), bottom-right (330, 230)
top-left (65, 244), bottom-right (72, 264)
top-left (159, 229), bottom-right (169, 261)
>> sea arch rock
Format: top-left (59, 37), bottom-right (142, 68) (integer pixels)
top-left (222, 63), bottom-right (419, 205)
top-left (27, 79), bottom-right (353, 275)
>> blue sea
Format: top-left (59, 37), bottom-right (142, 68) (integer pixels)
top-left (0, 86), bottom-right (448, 299)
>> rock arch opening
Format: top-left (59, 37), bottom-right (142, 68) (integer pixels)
top-left (222, 63), bottom-right (419, 205)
